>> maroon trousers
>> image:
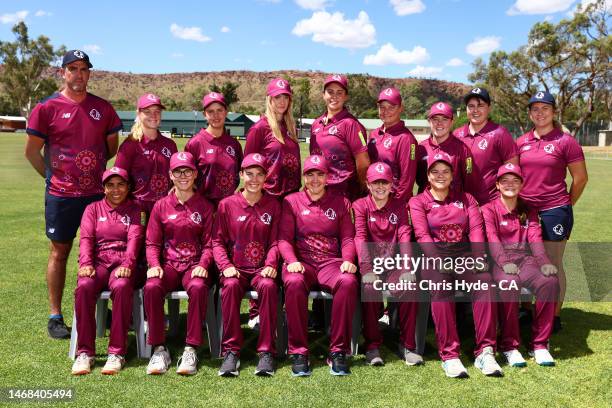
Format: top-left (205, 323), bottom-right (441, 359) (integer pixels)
top-left (282, 259), bottom-right (358, 356)
top-left (74, 250), bottom-right (142, 356)
top-left (143, 262), bottom-right (212, 347)
top-left (220, 269), bottom-right (278, 355)
top-left (492, 260), bottom-right (559, 351)
top-left (423, 268), bottom-right (497, 361)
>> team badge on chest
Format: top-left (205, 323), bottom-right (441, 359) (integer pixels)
top-left (190, 212), bottom-right (202, 224)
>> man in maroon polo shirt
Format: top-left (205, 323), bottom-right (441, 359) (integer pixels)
top-left (25, 50), bottom-right (122, 339)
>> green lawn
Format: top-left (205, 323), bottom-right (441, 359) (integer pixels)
top-left (0, 134), bottom-right (610, 407)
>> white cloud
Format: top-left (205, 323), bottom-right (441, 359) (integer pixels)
top-left (363, 43), bottom-right (429, 65)
top-left (466, 36), bottom-right (501, 56)
top-left (294, 0), bottom-right (333, 10)
top-left (389, 0), bottom-right (426, 16)
top-left (292, 11), bottom-right (376, 49)
top-left (171, 52), bottom-right (184, 58)
top-left (544, 15), bottom-right (554, 21)
top-left (34, 10), bottom-right (51, 17)
top-left (83, 44), bottom-right (102, 55)
top-left (0, 10), bottom-right (28, 24)
top-left (170, 23), bottom-right (211, 42)
top-left (221, 26), bottom-right (231, 33)
top-left (446, 58), bottom-right (465, 67)
top-left (407, 65), bottom-right (443, 77)
top-left (507, 0), bottom-right (575, 15)
top-left (579, 0), bottom-right (612, 11)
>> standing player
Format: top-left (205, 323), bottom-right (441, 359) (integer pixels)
top-left (71, 167), bottom-right (144, 375)
top-left (115, 93), bottom-right (177, 216)
top-left (279, 155), bottom-right (358, 376)
top-left (25, 50), bottom-right (122, 339)
top-left (453, 88), bottom-right (518, 205)
top-left (409, 153), bottom-right (501, 378)
top-left (353, 162), bottom-right (421, 367)
top-left (244, 78), bottom-right (301, 197)
top-left (185, 92), bottom-right (243, 207)
top-left (517, 91), bottom-right (588, 332)
top-left (213, 154), bottom-right (281, 377)
top-left (482, 163), bottom-right (559, 367)
top-left (310, 74), bottom-right (370, 200)
top-left (367, 87), bottom-right (418, 204)
top-left (144, 152), bottom-right (215, 376)
top-left (415, 102), bottom-right (473, 194)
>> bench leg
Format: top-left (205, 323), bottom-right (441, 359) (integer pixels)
top-left (216, 288), bottom-right (223, 358)
top-left (68, 309), bottom-right (78, 360)
top-left (415, 292), bottom-right (430, 356)
top-left (351, 303), bottom-right (361, 356)
top-left (275, 290), bottom-right (286, 359)
top-left (167, 298), bottom-right (180, 338)
top-left (96, 298), bottom-right (109, 338)
top-left (133, 289), bottom-right (150, 359)
top-left (206, 286), bottom-right (220, 359)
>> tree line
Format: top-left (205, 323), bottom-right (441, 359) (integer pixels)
top-left (1, 0), bottom-right (609, 135)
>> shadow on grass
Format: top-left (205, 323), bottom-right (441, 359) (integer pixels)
top-left (549, 307), bottom-right (612, 360)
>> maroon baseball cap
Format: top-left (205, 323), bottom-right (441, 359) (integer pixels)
top-left (202, 92), bottom-right (227, 110)
top-left (428, 102), bottom-right (454, 119)
top-left (366, 162), bottom-right (393, 183)
top-left (303, 155), bottom-right (329, 174)
top-left (170, 152), bottom-right (196, 171)
top-left (427, 152), bottom-right (454, 171)
top-left (497, 162), bottom-right (523, 181)
top-left (377, 87), bottom-right (402, 106)
top-left (102, 166), bottom-right (129, 184)
top-left (241, 153), bottom-right (268, 173)
top-left (324, 74), bottom-right (348, 92)
top-left (267, 78), bottom-right (292, 97)
top-left (137, 93), bottom-right (166, 110)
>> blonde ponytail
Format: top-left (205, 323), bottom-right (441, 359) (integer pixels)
top-left (128, 113), bottom-right (144, 142)
top-left (264, 96), bottom-right (297, 143)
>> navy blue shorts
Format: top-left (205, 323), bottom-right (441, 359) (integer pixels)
top-left (539, 205), bottom-right (574, 241)
top-left (45, 192), bottom-right (103, 242)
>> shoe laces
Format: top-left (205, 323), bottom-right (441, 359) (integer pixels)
top-left (76, 353), bottom-right (90, 364)
top-left (259, 352), bottom-right (273, 365)
top-left (223, 351), bottom-right (237, 363)
top-left (107, 354), bottom-right (122, 364)
top-left (179, 349), bottom-right (197, 367)
top-left (150, 350), bottom-right (166, 366)
top-left (292, 354), bottom-right (307, 365)
top-left (330, 352), bottom-right (346, 364)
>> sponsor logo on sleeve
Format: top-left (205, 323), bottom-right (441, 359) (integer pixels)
top-left (410, 143), bottom-right (416, 160)
top-left (466, 157), bottom-right (473, 174)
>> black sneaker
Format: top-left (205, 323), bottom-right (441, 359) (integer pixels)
top-left (48, 317), bottom-right (70, 339)
top-left (254, 352), bottom-right (275, 376)
top-left (327, 352), bottom-right (350, 376)
top-left (552, 316), bottom-right (562, 333)
top-left (218, 351), bottom-right (240, 377)
top-left (290, 354), bottom-right (311, 377)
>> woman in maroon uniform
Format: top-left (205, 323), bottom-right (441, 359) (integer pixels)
top-left (144, 152), bottom-right (215, 376)
top-left (115, 93), bottom-right (177, 216)
top-left (409, 153), bottom-right (501, 378)
top-left (353, 162), bottom-right (421, 367)
top-left (517, 91), bottom-right (587, 332)
top-left (244, 78), bottom-right (301, 197)
top-left (213, 153), bottom-right (281, 377)
top-left (185, 92), bottom-right (243, 206)
top-left (310, 74), bottom-right (370, 200)
top-left (71, 167), bottom-right (144, 375)
top-left (482, 163), bottom-right (559, 367)
top-left (279, 155), bottom-right (358, 376)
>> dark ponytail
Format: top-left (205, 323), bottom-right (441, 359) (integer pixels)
top-left (516, 197), bottom-right (529, 225)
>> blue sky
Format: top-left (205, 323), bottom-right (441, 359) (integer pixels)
top-left (0, 0), bottom-right (602, 84)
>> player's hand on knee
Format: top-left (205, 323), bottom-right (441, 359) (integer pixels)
top-left (287, 262), bottom-right (304, 273)
top-left (502, 263), bottom-right (519, 275)
top-left (191, 266), bottom-right (208, 278)
top-left (540, 264), bottom-right (558, 276)
top-left (223, 266), bottom-right (239, 278)
top-left (340, 261), bottom-right (357, 274)
top-left (115, 266), bottom-right (131, 278)
top-left (261, 266), bottom-right (277, 278)
top-left (147, 266), bottom-right (163, 279)
top-left (78, 265), bottom-right (95, 277)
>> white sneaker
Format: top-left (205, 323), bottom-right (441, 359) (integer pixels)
top-left (475, 346), bottom-right (503, 377)
top-left (176, 346), bottom-right (198, 375)
top-left (101, 354), bottom-right (125, 375)
top-left (530, 348), bottom-right (555, 366)
top-left (71, 353), bottom-right (94, 375)
top-left (147, 346), bottom-right (171, 375)
top-left (247, 315), bottom-right (260, 330)
top-left (441, 358), bottom-right (468, 378)
top-left (503, 349), bottom-right (527, 368)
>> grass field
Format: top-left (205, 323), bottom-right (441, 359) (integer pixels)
top-left (0, 133), bottom-right (610, 407)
